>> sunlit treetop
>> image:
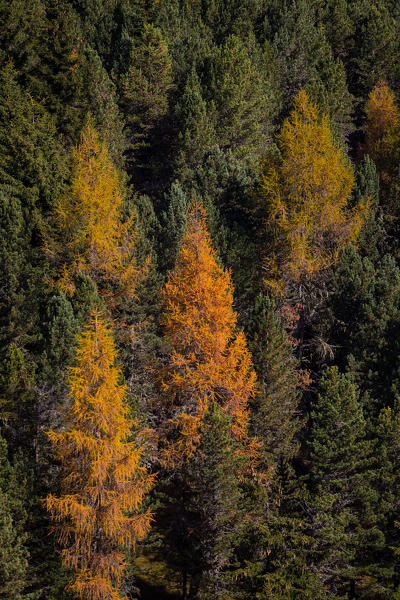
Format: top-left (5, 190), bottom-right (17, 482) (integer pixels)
top-left (161, 202), bottom-right (257, 464)
top-left (256, 89), bottom-right (369, 293)
top-left (52, 123), bottom-right (139, 300)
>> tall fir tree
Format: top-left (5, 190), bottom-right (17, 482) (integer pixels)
top-left (307, 367), bottom-right (377, 597)
top-left (156, 401), bottom-right (246, 600)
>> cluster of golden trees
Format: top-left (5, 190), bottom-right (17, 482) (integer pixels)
top-left (44, 83), bottom-right (398, 599)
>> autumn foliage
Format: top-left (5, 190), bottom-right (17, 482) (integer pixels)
top-left (364, 80), bottom-right (400, 179)
top-left (161, 203), bottom-right (257, 463)
top-left (257, 89), bottom-right (368, 291)
top-left (45, 312), bottom-right (153, 600)
top-left (52, 123), bottom-right (138, 299)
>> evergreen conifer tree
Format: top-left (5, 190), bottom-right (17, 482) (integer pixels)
top-left (157, 401), bottom-right (246, 600)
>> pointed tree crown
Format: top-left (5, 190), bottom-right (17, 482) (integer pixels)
top-left (45, 311), bottom-right (153, 600)
top-left (161, 202), bottom-right (257, 463)
top-left (257, 89), bottom-right (368, 290)
top-left (53, 123), bottom-right (138, 298)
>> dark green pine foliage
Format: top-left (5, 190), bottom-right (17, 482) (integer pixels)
top-left (83, 47), bottom-right (126, 166)
top-left (0, 434), bottom-right (31, 599)
top-left (40, 292), bottom-right (78, 386)
top-left (157, 402), bottom-right (246, 600)
top-left (315, 0), bottom-right (355, 62)
top-left (70, 0), bottom-right (122, 68)
top-left (198, 0), bottom-right (267, 44)
top-left (72, 0), bottom-right (156, 73)
top-left (174, 66), bottom-right (217, 177)
top-left (0, 344), bottom-right (36, 457)
top-left (116, 194), bottom-right (165, 417)
top-left (205, 34), bottom-right (268, 160)
top-left (70, 273), bottom-right (105, 324)
top-left (120, 22), bottom-right (174, 191)
top-left (347, 1), bottom-right (399, 106)
top-left (327, 248), bottom-right (400, 417)
top-left (155, 0), bottom-right (214, 84)
top-left (26, 0), bottom-right (87, 141)
top-left (271, 0), bottom-right (354, 139)
top-left (177, 146), bottom-right (261, 299)
top-left (0, 64), bottom-right (65, 359)
top-left (305, 31), bottom-right (354, 140)
top-left (0, 0), bottom-right (46, 81)
top-left (239, 461), bottom-right (329, 600)
top-left (351, 155), bottom-right (384, 263)
top-left (307, 367), bottom-right (379, 598)
top-left (0, 63), bottom-right (66, 212)
top-left (120, 23), bottom-right (173, 150)
top-left (160, 181), bottom-right (188, 272)
top-left (245, 293), bottom-right (299, 469)
top-left (368, 400), bottom-right (400, 597)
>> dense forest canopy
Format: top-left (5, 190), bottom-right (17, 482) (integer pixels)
top-left (2, 1), bottom-right (400, 599)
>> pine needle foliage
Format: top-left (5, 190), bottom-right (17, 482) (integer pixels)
top-left (45, 312), bottom-right (154, 600)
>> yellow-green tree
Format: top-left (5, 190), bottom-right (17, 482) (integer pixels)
top-left (45, 312), bottom-right (153, 600)
top-left (53, 123), bottom-right (138, 299)
top-left (161, 203), bottom-right (257, 464)
top-left (364, 79), bottom-right (400, 180)
top-left (256, 90), bottom-right (367, 292)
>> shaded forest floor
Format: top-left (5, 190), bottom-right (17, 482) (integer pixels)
top-left (134, 555), bottom-right (181, 600)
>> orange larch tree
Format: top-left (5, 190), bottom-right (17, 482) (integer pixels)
top-left (256, 89), bottom-right (368, 292)
top-left (364, 79), bottom-right (400, 180)
top-left (161, 202), bottom-right (257, 464)
top-left (45, 311), bottom-right (154, 600)
top-left (52, 123), bottom-right (138, 299)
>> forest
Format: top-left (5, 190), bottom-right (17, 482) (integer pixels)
top-left (1, 1), bottom-right (400, 599)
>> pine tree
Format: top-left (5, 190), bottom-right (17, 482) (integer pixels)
top-left (0, 343), bottom-right (35, 454)
top-left (83, 47), bottom-right (126, 167)
top-left (348, 1), bottom-right (399, 104)
top-left (121, 23), bottom-right (172, 149)
top-left (272, 0), bottom-right (354, 138)
top-left (160, 181), bottom-right (188, 272)
top-left (307, 367), bottom-right (377, 597)
top-left (157, 402), bottom-right (246, 600)
top-left (174, 66), bottom-right (217, 177)
top-left (206, 34), bottom-right (267, 160)
top-left (161, 202), bottom-right (257, 463)
top-left (373, 400), bottom-right (400, 596)
top-left (51, 123), bottom-right (138, 300)
top-left (0, 63), bottom-right (65, 362)
top-left (245, 293), bottom-right (299, 469)
top-left (45, 312), bottom-right (154, 600)
top-left (326, 248), bottom-right (400, 416)
top-left (0, 433), bottom-right (30, 599)
top-left (40, 293), bottom-right (78, 386)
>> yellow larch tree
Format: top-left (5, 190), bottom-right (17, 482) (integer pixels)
top-left (256, 89), bottom-right (368, 292)
top-left (364, 79), bottom-right (400, 180)
top-left (161, 203), bottom-right (257, 464)
top-left (45, 312), bottom-right (154, 600)
top-left (53, 123), bottom-right (138, 299)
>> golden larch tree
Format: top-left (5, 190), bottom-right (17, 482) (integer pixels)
top-left (256, 89), bottom-right (368, 291)
top-left (53, 123), bottom-right (138, 298)
top-left (161, 203), bottom-right (257, 464)
top-left (364, 79), bottom-right (400, 180)
top-left (45, 312), bottom-right (154, 600)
